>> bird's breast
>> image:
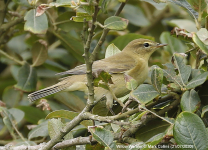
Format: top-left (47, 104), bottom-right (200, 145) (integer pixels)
top-left (126, 59), bottom-right (149, 85)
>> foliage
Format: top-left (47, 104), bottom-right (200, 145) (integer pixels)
top-left (0, 0), bottom-right (208, 149)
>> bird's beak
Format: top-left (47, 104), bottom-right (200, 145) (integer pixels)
top-left (157, 43), bottom-right (168, 47)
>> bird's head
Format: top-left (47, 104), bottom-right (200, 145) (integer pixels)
top-left (123, 38), bottom-right (167, 59)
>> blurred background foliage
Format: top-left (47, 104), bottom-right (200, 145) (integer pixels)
top-left (1, 0), bottom-right (208, 148)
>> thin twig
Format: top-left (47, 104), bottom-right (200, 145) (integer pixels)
top-left (90, 1), bottom-right (129, 62)
top-left (0, 49), bottom-right (24, 65)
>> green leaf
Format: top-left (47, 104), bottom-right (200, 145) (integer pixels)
top-left (160, 32), bottom-right (188, 54)
top-left (54, 92), bottom-right (86, 112)
top-left (2, 86), bottom-right (21, 107)
top-left (14, 63), bottom-right (37, 92)
top-left (172, 53), bottom-right (192, 86)
top-left (17, 106), bottom-right (46, 124)
top-left (169, 19), bottom-right (197, 32)
top-left (111, 33), bottom-right (154, 50)
top-left (94, 71), bottom-right (113, 90)
top-left (104, 16), bottom-right (128, 30)
top-left (186, 72), bottom-right (208, 89)
top-left (13, 0), bottom-right (30, 6)
top-left (24, 9), bottom-right (48, 34)
top-left (136, 121), bottom-right (170, 142)
top-left (163, 63), bottom-right (183, 87)
top-left (131, 84), bottom-right (159, 104)
top-left (105, 43), bottom-right (121, 58)
top-left (168, 0), bottom-right (198, 20)
top-left (100, 0), bottom-right (109, 13)
top-left (46, 110), bottom-right (93, 127)
top-left (196, 28), bottom-right (208, 45)
top-left (201, 105), bottom-right (208, 118)
top-left (46, 110), bottom-right (77, 119)
top-left (3, 116), bottom-right (14, 136)
top-left (122, 4), bottom-right (150, 27)
top-left (89, 126), bottom-right (116, 150)
top-left (48, 118), bottom-right (63, 139)
top-left (141, 0), bottom-right (166, 10)
top-left (181, 90), bottom-right (201, 113)
top-left (142, 133), bottom-right (165, 150)
top-left (190, 69), bottom-right (202, 79)
top-left (28, 121), bottom-right (48, 140)
top-left (8, 108), bottom-right (25, 124)
top-left (151, 66), bottom-right (163, 93)
top-left (54, 31), bottom-right (84, 62)
top-left (92, 99), bottom-right (109, 116)
top-left (81, 0), bottom-right (94, 15)
top-left (186, 0), bottom-right (207, 12)
top-left (71, 11), bottom-right (92, 22)
top-left (31, 40), bottom-right (48, 67)
top-left (10, 65), bottom-right (21, 81)
top-left (192, 33), bottom-right (208, 55)
top-left (125, 74), bottom-right (139, 90)
top-left (174, 112), bottom-right (208, 149)
top-left (44, 59), bottom-right (67, 72)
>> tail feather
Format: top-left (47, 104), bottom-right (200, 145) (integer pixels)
top-left (28, 83), bottom-right (68, 102)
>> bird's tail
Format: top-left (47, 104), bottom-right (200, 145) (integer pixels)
top-left (28, 82), bottom-right (68, 102)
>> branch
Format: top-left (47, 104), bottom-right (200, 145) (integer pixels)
top-left (83, 107), bottom-right (140, 122)
top-left (84, 0), bottom-right (100, 104)
top-left (53, 92), bottom-right (179, 149)
top-left (54, 136), bottom-right (96, 149)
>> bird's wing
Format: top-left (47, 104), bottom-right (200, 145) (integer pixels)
top-left (56, 52), bottom-right (136, 75)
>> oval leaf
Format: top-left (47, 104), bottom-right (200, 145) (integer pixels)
top-left (174, 112), bottom-right (208, 149)
top-left (172, 53), bottom-right (192, 86)
top-left (160, 32), bottom-right (187, 54)
top-left (122, 4), bottom-right (150, 27)
top-left (131, 84), bottom-right (159, 104)
top-left (192, 33), bottom-right (208, 55)
top-left (181, 89), bottom-right (201, 112)
top-left (186, 0), bottom-right (207, 12)
top-left (105, 43), bottom-right (121, 58)
top-left (28, 121), bottom-right (48, 140)
top-left (24, 9), bottom-right (48, 34)
top-left (48, 118), bottom-right (63, 139)
top-left (168, 0), bottom-right (198, 20)
top-left (8, 108), bottom-right (25, 124)
top-left (32, 40), bottom-right (48, 67)
top-left (14, 63), bottom-right (37, 92)
top-left (151, 66), bottom-right (163, 93)
top-left (88, 126), bottom-right (116, 150)
top-left (104, 16), bottom-right (128, 30)
top-left (186, 72), bottom-right (208, 89)
top-left (125, 74), bottom-right (139, 90)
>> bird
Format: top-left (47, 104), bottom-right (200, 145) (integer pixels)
top-left (28, 39), bottom-right (167, 112)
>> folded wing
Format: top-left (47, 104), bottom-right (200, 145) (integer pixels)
top-left (56, 52), bottom-right (136, 75)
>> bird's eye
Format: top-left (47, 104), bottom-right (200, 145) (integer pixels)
top-left (143, 43), bottom-right (150, 47)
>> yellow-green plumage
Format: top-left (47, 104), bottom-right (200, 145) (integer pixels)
top-left (28, 39), bottom-right (167, 109)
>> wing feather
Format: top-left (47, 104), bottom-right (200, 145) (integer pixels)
top-left (56, 52), bottom-right (136, 75)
